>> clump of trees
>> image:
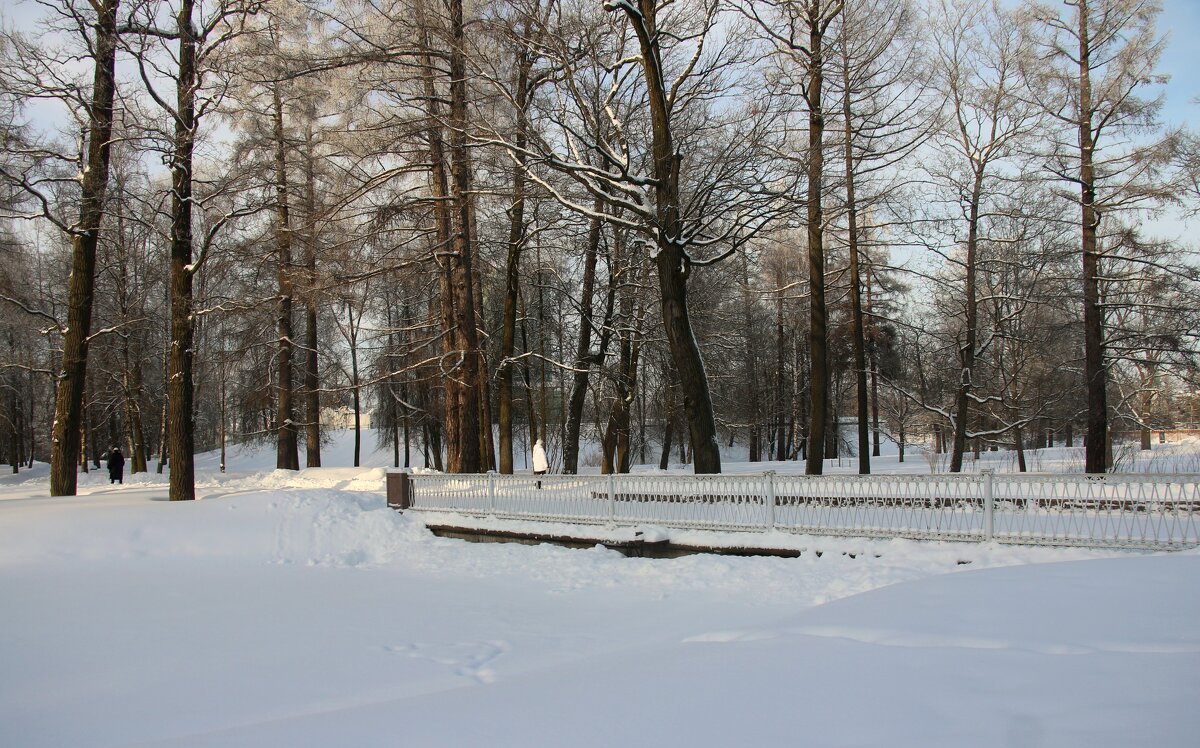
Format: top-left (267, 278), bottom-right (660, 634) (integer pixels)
top-left (1, 0), bottom-right (1196, 496)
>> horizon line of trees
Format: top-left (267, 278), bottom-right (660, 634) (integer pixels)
top-left (1, 0), bottom-right (1198, 499)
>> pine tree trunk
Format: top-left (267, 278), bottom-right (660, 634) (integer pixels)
top-left (302, 119), bottom-right (321, 468)
top-left (1077, 1), bottom-right (1108, 474)
top-left (804, 9), bottom-right (830, 476)
top-left (348, 302), bottom-right (361, 468)
top-left (272, 85), bottom-right (299, 471)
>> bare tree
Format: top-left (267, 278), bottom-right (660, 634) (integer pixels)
top-left (2, 0), bottom-right (125, 495)
top-left (1022, 0), bottom-right (1174, 472)
top-left (743, 0), bottom-right (844, 473)
top-left (831, 0), bottom-right (929, 473)
top-left (926, 0), bottom-right (1038, 472)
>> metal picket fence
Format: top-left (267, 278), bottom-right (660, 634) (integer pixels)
top-left (399, 470), bottom-right (1200, 551)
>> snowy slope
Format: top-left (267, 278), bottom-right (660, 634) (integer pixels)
top-left (1, 432), bottom-right (1197, 747)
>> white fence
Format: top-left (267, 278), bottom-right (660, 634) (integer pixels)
top-left (403, 471), bottom-right (1200, 551)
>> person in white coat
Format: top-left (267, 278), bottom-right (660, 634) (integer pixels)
top-left (532, 439), bottom-right (549, 475)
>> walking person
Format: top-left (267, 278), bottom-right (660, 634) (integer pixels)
top-left (106, 447), bottom-right (125, 485)
top-left (532, 438), bottom-right (548, 489)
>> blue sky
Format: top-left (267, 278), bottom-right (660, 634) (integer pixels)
top-left (1158, 0), bottom-right (1200, 127)
top-left (2, 0), bottom-right (1195, 125)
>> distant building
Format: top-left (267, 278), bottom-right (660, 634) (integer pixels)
top-left (320, 407), bottom-right (371, 430)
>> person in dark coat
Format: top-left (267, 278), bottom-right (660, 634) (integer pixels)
top-left (106, 447), bottom-right (125, 485)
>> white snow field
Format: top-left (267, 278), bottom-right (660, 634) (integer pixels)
top-left (1, 432), bottom-right (1198, 747)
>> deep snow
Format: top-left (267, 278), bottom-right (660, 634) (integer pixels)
top-left (1, 432), bottom-right (1197, 747)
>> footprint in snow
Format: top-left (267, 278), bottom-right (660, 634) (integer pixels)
top-left (384, 640), bottom-right (511, 684)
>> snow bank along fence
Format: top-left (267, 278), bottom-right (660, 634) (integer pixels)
top-left (386, 471), bottom-right (1200, 551)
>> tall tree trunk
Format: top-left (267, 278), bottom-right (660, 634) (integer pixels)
top-left (804, 6), bottom-right (831, 476)
top-left (659, 378), bottom-right (674, 470)
top-left (219, 358), bottom-right (226, 473)
top-left (950, 169), bottom-right (984, 473)
top-left (741, 255), bottom-right (761, 462)
top-left (616, 0), bottom-right (721, 473)
top-left (537, 243), bottom-right (548, 443)
top-left (774, 269), bottom-right (787, 461)
top-left (1077, 2), bottom-right (1107, 474)
top-left (302, 118), bottom-right (321, 467)
top-left (167, 0), bottom-right (198, 500)
top-left (497, 40), bottom-right (532, 474)
top-left (563, 204), bottom-right (602, 473)
top-left (873, 266), bottom-right (883, 458)
top-left (156, 344), bottom-right (168, 474)
top-left (1015, 422), bottom-right (1027, 473)
top-left (1140, 382), bottom-right (1153, 451)
top-left (49, 0), bottom-right (121, 496)
top-left (272, 84), bottom-right (299, 471)
top-left (841, 60), bottom-right (869, 474)
top-left (518, 291), bottom-right (539, 453)
top-left (79, 387), bottom-right (89, 473)
top-left (468, 200), bottom-right (495, 471)
top-left (417, 24), bottom-right (460, 470)
top-left (446, 0), bottom-right (482, 473)
top-left (602, 239), bottom-right (641, 474)
top-left (610, 334), bottom-right (641, 473)
top-left (122, 351), bottom-right (147, 474)
top-left (347, 301), bottom-right (361, 467)
top-left (615, 343), bottom-right (641, 473)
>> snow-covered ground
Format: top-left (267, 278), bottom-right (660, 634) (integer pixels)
top-left (1, 432), bottom-right (1198, 746)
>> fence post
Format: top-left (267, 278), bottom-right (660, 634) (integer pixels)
top-left (386, 470), bottom-right (411, 510)
top-left (607, 473), bottom-right (616, 527)
top-left (487, 470), bottom-right (496, 515)
top-left (764, 470), bottom-right (776, 531)
top-left (981, 469), bottom-right (994, 541)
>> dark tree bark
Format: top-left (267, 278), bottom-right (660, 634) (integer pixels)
top-left (804, 3), bottom-right (837, 475)
top-left (611, 0), bottom-right (721, 473)
top-left (741, 255), bottom-right (761, 462)
top-left (949, 170), bottom-right (984, 474)
top-left (272, 84), bottom-right (299, 471)
top-left (659, 377), bottom-right (674, 471)
top-left (1077, 3), bottom-right (1107, 474)
top-left (415, 19), bottom-right (461, 471)
top-left (867, 267), bottom-right (881, 458)
top-left (563, 205), bottom-right (602, 474)
top-left (497, 32), bottom-right (533, 474)
top-left (445, 0), bottom-right (482, 473)
top-left (774, 267), bottom-right (787, 462)
top-left (302, 118), bottom-right (321, 468)
top-left (346, 301), bottom-right (361, 467)
top-left (49, 0), bottom-right (121, 496)
top-left (167, 0), bottom-right (198, 500)
top-left (841, 57), bottom-right (870, 474)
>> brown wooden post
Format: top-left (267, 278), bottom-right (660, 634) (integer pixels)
top-left (386, 471), bottom-right (411, 510)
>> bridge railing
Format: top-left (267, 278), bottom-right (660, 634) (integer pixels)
top-left (388, 470), bottom-right (1200, 551)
